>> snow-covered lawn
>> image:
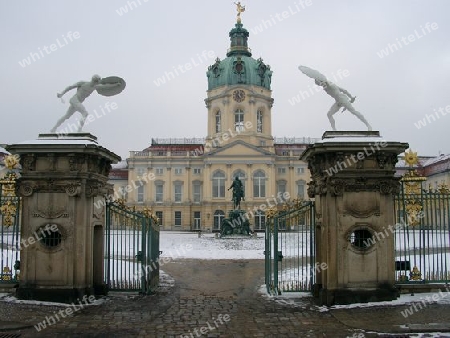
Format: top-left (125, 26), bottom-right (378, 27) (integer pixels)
top-left (160, 231), bottom-right (265, 260)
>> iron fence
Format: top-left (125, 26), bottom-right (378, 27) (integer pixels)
top-left (394, 182), bottom-right (450, 283)
top-left (0, 165), bottom-right (21, 284)
top-left (265, 200), bottom-right (315, 295)
top-left (105, 200), bottom-right (160, 294)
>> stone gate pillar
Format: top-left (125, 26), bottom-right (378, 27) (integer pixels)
top-left (300, 131), bottom-right (408, 306)
top-left (8, 133), bottom-right (120, 303)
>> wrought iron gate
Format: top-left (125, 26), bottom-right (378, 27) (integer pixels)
top-left (0, 155), bottom-right (21, 284)
top-left (394, 160), bottom-right (450, 284)
top-left (265, 200), bottom-right (315, 295)
top-left (105, 200), bottom-right (160, 294)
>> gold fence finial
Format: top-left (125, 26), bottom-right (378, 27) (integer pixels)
top-left (403, 149), bottom-right (418, 167)
top-left (3, 154), bottom-right (20, 170)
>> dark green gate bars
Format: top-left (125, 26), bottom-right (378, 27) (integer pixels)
top-left (105, 199), bottom-right (160, 294)
top-left (394, 151), bottom-right (450, 284)
top-left (265, 199), bottom-right (315, 295)
top-left (0, 155), bottom-right (21, 285)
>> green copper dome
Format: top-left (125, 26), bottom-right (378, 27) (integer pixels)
top-left (206, 23), bottom-right (272, 91)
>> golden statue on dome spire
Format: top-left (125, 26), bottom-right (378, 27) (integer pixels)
top-left (234, 2), bottom-right (246, 23)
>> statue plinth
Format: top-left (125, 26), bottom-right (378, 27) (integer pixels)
top-left (220, 210), bottom-right (252, 237)
top-left (300, 131), bottom-right (408, 305)
top-left (8, 133), bottom-right (120, 303)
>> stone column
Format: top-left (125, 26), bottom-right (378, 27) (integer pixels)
top-left (8, 133), bottom-right (120, 303)
top-left (300, 131), bottom-right (408, 306)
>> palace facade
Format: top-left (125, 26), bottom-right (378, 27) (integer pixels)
top-left (108, 18), bottom-right (450, 232)
top-left (111, 18), bottom-right (317, 231)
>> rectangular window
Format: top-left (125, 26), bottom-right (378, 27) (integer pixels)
top-left (136, 167), bottom-right (146, 176)
top-left (235, 110), bottom-right (244, 132)
top-left (193, 183), bottom-right (201, 203)
top-left (193, 168), bottom-right (202, 175)
top-left (156, 211), bottom-right (163, 226)
top-left (137, 184), bottom-right (144, 203)
top-left (213, 178), bottom-right (225, 198)
top-left (296, 167), bottom-right (305, 174)
top-left (297, 183), bottom-right (305, 198)
top-left (174, 184), bottom-right (182, 202)
top-left (174, 168), bottom-right (183, 175)
top-left (253, 175), bottom-right (265, 198)
top-left (155, 168), bottom-right (164, 175)
top-left (119, 185), bottom-right (128, 200)
top-left (174, 211), bottom-right (182, 226)
top-left (254, 211), bottom-right (266, 230)
top-left (277, 182), bottom-right (286, 195)
top-left (155, 183), bottom-right (163, 202)
top-left (277, 167), bottom-right (286, 174)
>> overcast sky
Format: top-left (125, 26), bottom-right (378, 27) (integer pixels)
top-left (1, 0), bottom-right (449, 160)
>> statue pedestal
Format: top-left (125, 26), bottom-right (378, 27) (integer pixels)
top-left (301, 131), bottom-right (408, 305)
top-left (8, 133), bottom-right (120, 303)
top-left (220, 210), bottom-right (252, 237)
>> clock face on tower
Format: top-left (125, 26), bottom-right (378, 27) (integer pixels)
top-left (232, 89), bottom-right (246, 102)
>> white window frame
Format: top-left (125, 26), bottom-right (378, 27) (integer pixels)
top-left (234, 109), bottom-right (244, 132)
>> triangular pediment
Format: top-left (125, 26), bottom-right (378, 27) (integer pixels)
top-left (206, 140), bottom-right (274, 158)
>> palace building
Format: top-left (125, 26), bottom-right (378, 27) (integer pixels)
top-left (112, 16), bottom-right (317, 231)
top-left (0, 13), bottom-right (448, 238)
top-left (108, 16), bottom-right (450, 232)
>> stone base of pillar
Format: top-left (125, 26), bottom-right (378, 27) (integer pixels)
top-left (16, 287), bottom-right (95, 304)
top-left (317, 284), bottom-right (399, 306)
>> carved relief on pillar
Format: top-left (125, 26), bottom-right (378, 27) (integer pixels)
top-left (307, 176), bottom-right (328, 197)
top-left (343, 192), bottom-right (381, 218)
top-left (85, 182), bottom-right (107, 198)
top-left (22, 154), bottom-right (36, 172)
top-left (84, 155), bottom-right (112, 176)
top-left (315, 210), bottom-right (323, 228)
top-left (65, 183), bottom-right (81, 197)
top-left (17, 180), bottom-right (84, 197)
top-left (328, 177), bottom-right (401, 196)
top-left (18, 183), bottom-right (34, 197)
top-left (33, 206), bottom-right (69, 219)
top-left (68, 154), bottom-right (85, 172)
top-left (308, 176), bottom-right (400, 198)
top-left (330, 179), bottom-right (345, 196)
top-left (47, 154), bottom-right (56, 171)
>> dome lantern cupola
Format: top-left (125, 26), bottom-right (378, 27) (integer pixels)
top-left (227, 23), bottom-right (252, 57)
top-left (206, 3), bottom-right (272, 91)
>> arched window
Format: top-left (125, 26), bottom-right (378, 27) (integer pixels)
top-left (257, 110), bottom-right (263, 133)
top-left (213, 210), bottom-right (225, 230)
top-left (235, 109), bottom-right (244, 132)
top-left (232, 169), bottom-right (246, 182)
top-left (212, 170), bottom-right (226, 198)
top-left (253, 170), bottom-right (266, 198)
top-left (215, 111), bottom-right (221, 133)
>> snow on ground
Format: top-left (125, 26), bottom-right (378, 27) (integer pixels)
top-left (159, 231), bottom-right (265, 260)
top-left (0, 293), bottom-right (105, 307)
top-left (258, 283), bottom-right (450, 312)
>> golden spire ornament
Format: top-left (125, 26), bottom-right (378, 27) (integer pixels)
top-left (234, 2), bottom-right (246, 23)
